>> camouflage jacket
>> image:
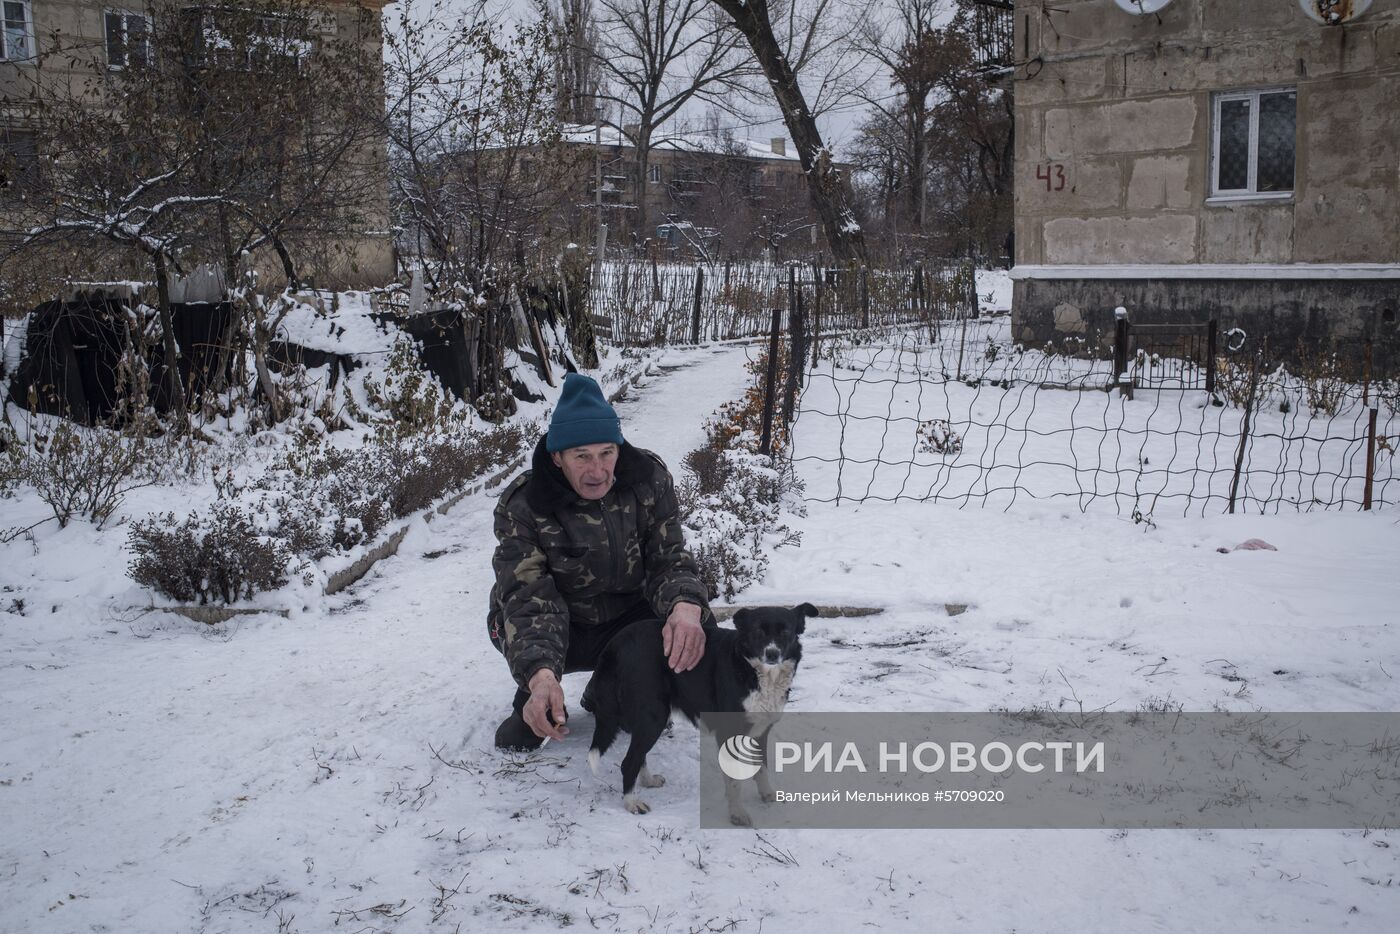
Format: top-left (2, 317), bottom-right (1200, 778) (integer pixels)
top-left (488, 439), bottom-right (710, 688)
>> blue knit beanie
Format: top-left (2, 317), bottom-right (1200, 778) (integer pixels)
top-left (546, 373), bottom-right (624, 452)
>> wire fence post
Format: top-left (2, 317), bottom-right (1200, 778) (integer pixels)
top-left (1228, 349), bottom-right (1263, 515)
top-left (1206, 319), bottom-right (1218, 395)
top-left (859, 264), bottom-right (870, 329)
top-left (783, 274), bottom-right (803, 427)
top-left (690, 265), bottom-right (704, 345)
top-left (760, 305), bottom-right (781, 457)
top-left (1113, 306), bottom-right (1132, 399)
top-left (1362, 339), bottom-right (1373, 407)
top-left (1364, 406), bottom-right (1378, 511)
top-left (809, 262), bottom-right (822, 370)
top-left (956, 313), bottom-right (969, 383)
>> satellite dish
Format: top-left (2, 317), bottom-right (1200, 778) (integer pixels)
top-left (1299, 0), bottom-right (1372, 25)
top-left (1114, 0), bottom-right (1174, 13)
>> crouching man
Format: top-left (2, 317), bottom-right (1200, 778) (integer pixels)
top-left (487, 372), bottom-right (712, 750)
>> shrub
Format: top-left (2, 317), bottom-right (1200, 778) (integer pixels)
top-left (361, 336), bottom-right (472, 442)
top-left (1215, 355), bottom-right (1262, 409)
top-left (679, 442), bottom-right (802, 601)
top-left (17, 421), bottom-right (154, 529)
top-left (917, 418), bottom-right (963, 455)
top-left (1292, 343), bottom-right (1348, 417)
top-left (706, 345), bottom-right (794, 456)
top-left (251, 421), bottom-right (530, 560)
top-left (128, 504), bottom-right (290, 604)
top-left (0, 422), bottom-right (18, 499)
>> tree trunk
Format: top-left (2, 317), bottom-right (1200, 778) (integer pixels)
top-left (910, 103), bottom-right (926, 238)
top-left (152, 251), bottom-right (189, 427)
top-left (709, 0), bottom-right (867, 263)
top-left (251, 310), bottom-right (284, 425)
top-left (635, 133), bottom-right (651, 248)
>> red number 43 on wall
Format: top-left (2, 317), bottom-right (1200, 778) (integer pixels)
top-left (1036, 163), bottom-right (1067, 192)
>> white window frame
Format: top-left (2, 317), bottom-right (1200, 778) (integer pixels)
top-left (1209, 86), bottom-right (1296, 203)
top-left (105, 9), bottom-right (153, 70)
top-left (181, 6), bottom-right (311, 72)
top-left (647, 163), bottom-right (661, 184)
top-left (1, 0), bottom-right (35, 63)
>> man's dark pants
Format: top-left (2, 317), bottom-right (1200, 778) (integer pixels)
top-left (499, 601), bottom-right (660, 748)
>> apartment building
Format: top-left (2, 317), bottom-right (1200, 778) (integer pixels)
top-left (1005, 0), bottom-right (1398, 359)
top-left (0, 0), bottom-right (394, 292)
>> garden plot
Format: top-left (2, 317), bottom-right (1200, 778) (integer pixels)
top-left (2, 341), bottom-right (1398, 933)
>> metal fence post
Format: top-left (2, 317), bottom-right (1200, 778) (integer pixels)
top-left (690, 265), bottom-right (704, 345)
top-left (760, 305), bottom-right (781, 457)
top-left (860, 264), bottom-right (870, 329)
top-left (1113, 306), bottom-right (1131, 398)
top-left (1364, 406), bottom-right (1378, 511)
top-left (1206, 319), bottom-right (1218, 395)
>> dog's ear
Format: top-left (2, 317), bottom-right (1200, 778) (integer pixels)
top-left (732, 608), bottom-right (752, 629)
top-left (793, 603), bottom-right (819, 633)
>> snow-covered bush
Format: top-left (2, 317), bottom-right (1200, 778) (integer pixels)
top-left (0, 422), bottom-right (18, 499)
top-left (14, 421), bottom-right (155, 529)
top-left (1292, 344), bottom-right (1348, 417)
top-left (127, 504), bottom-right (290, 605)
top-left (360, 337), bottom-right (471, 442)
top-left (249, 423), bottom-right (529, 560)
top-left (1214, 355), bottom-right (1261, 408)
top-left (680, 440), bottom-right (802, 601)
top-left (917, 418), bottom-right (963, 455)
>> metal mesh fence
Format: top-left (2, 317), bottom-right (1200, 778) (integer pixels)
top-left (590, 259), bottom-right (977, 345)
top-left (788, 320), bottom-right (1397, 517)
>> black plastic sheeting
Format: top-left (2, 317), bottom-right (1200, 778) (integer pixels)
top-left (6, 299), bottom-right (234, 423)
top-left (5, 284), bottom-right (590, 426)
top-left (387, 306), bottom-right (482, 402)
top-left (266, 340), bottom-right (358, 390)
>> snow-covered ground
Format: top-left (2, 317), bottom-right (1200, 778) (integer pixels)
top-left (2, 341), bottom-right (1398, 932)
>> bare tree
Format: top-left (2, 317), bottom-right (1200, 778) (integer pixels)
top-left (848, 1), bottom-right (1011, 261)
top-left (706, 0), bottom-right (868, 262)
top-left (537, 0), bottom-right (604, 124)
top-left (386, 0), bottom-right (579, 284)
top-left (2, 0), bottom-right (384, 424)
top-left (590, 0), bottom-right (753, 245)
top-left (854, 0), bottom-right (947, 241)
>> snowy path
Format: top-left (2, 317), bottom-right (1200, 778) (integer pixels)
top-left (0, 345), bottom-right (758, 932)
top-left (3, 339), bottom-right (1399, 933)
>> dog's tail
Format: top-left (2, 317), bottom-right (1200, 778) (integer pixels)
top-left (580, 676), bottom-right (597, 714)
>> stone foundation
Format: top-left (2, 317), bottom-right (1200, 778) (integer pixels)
top-left (1012, 277), bottom-right (1399, 378)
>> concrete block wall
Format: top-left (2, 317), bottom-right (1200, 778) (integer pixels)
top-left (1010, 0), bottom-right (1400, 370)
top-left (1013, 0), bottom-right (1400, 267)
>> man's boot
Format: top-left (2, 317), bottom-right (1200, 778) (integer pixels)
top-left (494, 689), bottom-right (543, 751)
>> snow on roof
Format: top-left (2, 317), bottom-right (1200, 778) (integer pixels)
top-left (560, 124), bottom-right (805, 163)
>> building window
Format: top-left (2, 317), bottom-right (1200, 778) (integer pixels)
top-left (2, 1), bottom-right (33, 62)
top-left (106, 10), bottom-right (152, 69)
top-left (647, 164), bottom-right (661, 184)
top-left (181, 6), bottom-right (310, 72)
top-left (0, 125), bottom-right (37, 190)
top-left (1212, 88), bottom-right (1296, 198)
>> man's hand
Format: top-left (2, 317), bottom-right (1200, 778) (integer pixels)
top-left (524, 669), bottom-right (569, 741)
top-left (662, 602), bottom-right (706, 672)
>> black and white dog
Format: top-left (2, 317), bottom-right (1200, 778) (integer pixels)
top-left (581, 603), bottom-right (817, 824)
